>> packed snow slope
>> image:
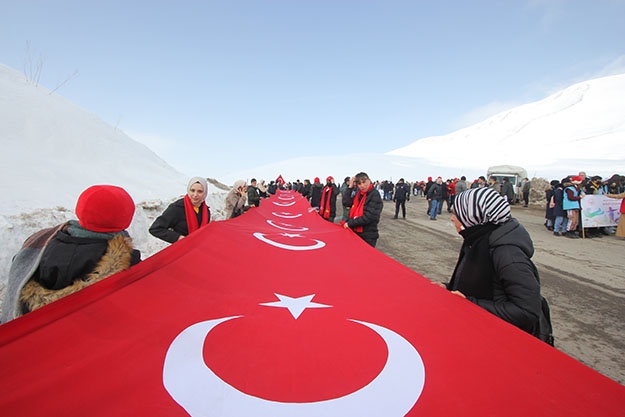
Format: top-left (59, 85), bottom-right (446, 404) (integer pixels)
top-left (0, 64), bottom-right (189, 216)
top-left (386, 73), bottom-right (625, 178)
top-left (0, 64), bottom-right (227, 303)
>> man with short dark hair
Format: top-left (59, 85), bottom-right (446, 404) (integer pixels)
top-left (501, 177), bottom-right (515, 204)
top-left (393, 178), bottom-right (410, 219)
top-left (455, 175), bottom-right (468, 195)
top-left (247, 178), bottom-right (260, 207)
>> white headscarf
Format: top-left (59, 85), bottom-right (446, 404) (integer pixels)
top-left (454, 187), bottom-right (511, 228)
top-left (187, 177), bottom-right (208, 200)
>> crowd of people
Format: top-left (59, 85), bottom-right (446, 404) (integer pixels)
top-left (219, 173), bottom-right (557, 345)
top-left (543, 172), bottom-right (625, 239)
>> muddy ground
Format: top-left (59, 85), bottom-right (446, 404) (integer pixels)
top-left (365, 196), bottom-right (625, 385)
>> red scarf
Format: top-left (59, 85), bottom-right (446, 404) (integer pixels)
top-left (184, 194), bottom-right (209, 234)
top-left (319, 185), bottom-right (333, 219)
top-left (348, 184), bottom-right (373, 232)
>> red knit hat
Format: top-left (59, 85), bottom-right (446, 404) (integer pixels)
top-left (326, 176), bottom-right (334, 182)
top-left (571, 176), bottom-right (583, 184)
top-left (75, 185), bottom-right (135, 232)
top-left (314, 177), bottom-right (320, 183)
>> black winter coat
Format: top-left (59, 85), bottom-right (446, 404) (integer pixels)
top-left (319, 183), bottom-right (340, 219)
top-left (394, 182), bottom-right (410, 201)
top-left (149, 198), bottom-right (210, 243)
top-left (37, 229), bottom-right (141, 290)
top-left (343, 186), bottom-right (383, 247)
top-left (310, 183), bottom-right (323, 207)
top-left (553, 187), bottom-right (567, 217)
top-left (545, 187), bottom-right (555, 220)
top-left (247, 186), bottom-right (261, 207)
top-left (448, 218), bottom-right (542, 336)
top-left (300, 183), bottom-right (312, 199)
top-left (427, 183), bottom-right (444, 200)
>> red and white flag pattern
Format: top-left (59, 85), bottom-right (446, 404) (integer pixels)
top-left (0, 191), bottom-right (624, 416)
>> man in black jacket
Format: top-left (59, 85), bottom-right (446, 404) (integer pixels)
top-left (426, 177), bottom-right (444, 220)
top-left (247, 179), bottom-right (261, 207)
top-left (393, 178), bottom-right (410, 219)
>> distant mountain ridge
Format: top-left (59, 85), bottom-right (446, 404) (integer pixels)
top-left (386, 73), bottom-right (625, 177)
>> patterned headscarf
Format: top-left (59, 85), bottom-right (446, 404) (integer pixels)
top-left (453, 187), bottom-right (511, 228)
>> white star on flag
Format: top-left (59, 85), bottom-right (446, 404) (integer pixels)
top-left (260, 293), bottom-right (332, 319)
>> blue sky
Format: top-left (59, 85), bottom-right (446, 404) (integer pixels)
top-left (2, 0), bottom-right (625, 178)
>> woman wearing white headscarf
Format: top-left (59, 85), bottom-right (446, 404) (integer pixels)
top-left (149, 177), bottom-right (211, 243)
top-left (445, 187), bottom-right (546, 340)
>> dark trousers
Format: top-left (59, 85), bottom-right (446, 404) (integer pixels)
top-left (395, 199), bottom-right (406, 218)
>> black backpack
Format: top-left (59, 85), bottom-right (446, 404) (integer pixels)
top-left (537, 296), bottom-right (555, 346)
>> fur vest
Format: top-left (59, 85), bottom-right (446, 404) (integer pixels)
top-left (16, 234), bottom-right (135, 318)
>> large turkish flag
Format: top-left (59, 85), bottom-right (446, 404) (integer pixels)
top-left (0, 191), bottom-right (624, 416)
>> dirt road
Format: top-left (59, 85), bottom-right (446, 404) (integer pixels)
top-left (370, 196), bottom-right (625, 385)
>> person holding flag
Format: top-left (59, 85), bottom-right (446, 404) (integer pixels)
top-left (443, 187), bottom-right (552, 344)
top-left (1, 185), bottom-right (141, 322)
top-left (319, 176), bottom-right (339, 222)
top-left (149, 176), bottom-right (211, 243)
top-left (342, 172), bottom-right (383, 247)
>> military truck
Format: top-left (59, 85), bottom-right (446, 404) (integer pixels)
top-left (486, 165), bottom-right (528, 203)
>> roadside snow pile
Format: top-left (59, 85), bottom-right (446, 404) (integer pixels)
top-left (0, 190), bottom-right (227, 312)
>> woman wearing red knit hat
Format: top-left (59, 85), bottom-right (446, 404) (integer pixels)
top-left (1, 185), bottom-right (141, 323)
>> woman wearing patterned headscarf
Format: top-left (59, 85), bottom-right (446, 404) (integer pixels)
top-left (149, 177), bottom-right (211, 243)
top-left (444, 187), bottom-right (548, 341)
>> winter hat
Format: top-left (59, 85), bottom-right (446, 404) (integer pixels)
top-left (314, 177), bottom-right (320, 183)
top-left (75, 185), bottom-right (135, 233)
top-left (187, 177), bottom-right (208, 198)
top-left (428, 176), bottom-right (432, 181)
top-left (453, 187), bottom-right (511, 229)
top-left (233, 179), bottom-right (246, 189)
top-left (326, 176), bottom-right (334, 182)
top-left (571, 176), bottom-right (583, 185)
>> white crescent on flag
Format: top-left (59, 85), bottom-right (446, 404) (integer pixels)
top-left (273, 201), bottom-right (296, 207)
top-left (253, 232), bottom-right (326, 251)
top-left (162, 315), bottom-right (425, 417)
top-left (271, 212), bottom-right (303, 219)
top-left (266, 220), bottom-right (309, 232)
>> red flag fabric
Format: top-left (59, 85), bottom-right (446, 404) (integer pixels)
top-left (1, 191), bottom-right (624, 416)
top-left (276, 174), bottom-right (285, 186)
